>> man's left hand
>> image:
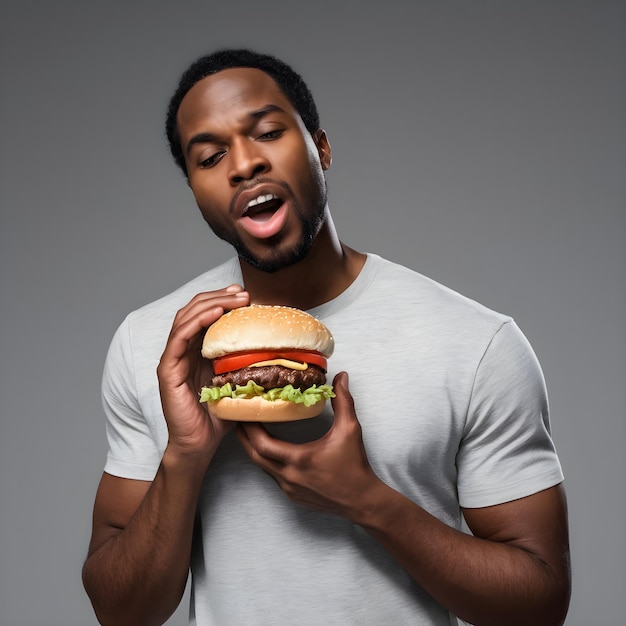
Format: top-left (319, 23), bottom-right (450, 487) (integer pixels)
top-left (236, 372), bottom-right (381, 518)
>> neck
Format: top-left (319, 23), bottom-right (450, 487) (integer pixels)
top-left (240, 210), bottom-right (366, 310)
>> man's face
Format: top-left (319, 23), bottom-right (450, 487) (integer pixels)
top-left (176, 68), bottom-right (331, 273)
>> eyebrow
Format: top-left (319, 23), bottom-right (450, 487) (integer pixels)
top-left (185, 104), bottom-right (288, 156)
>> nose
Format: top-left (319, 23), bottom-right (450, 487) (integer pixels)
top-left (228, 138), bottom-right (269, 185)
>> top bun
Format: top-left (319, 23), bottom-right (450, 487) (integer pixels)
top-left (201, 305), bottom-right (334, 360)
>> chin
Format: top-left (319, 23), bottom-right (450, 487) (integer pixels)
top-left (236, 230), bottom-right (318, 274)
top-left (207, 195), bottom-right (326, 273)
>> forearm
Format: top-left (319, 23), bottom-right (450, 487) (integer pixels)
top-left (238, 374), bottom-right (569, 624)
top-left (352, 481), bottom-right (569, 626)
top-left (82, 448), bottom-right (210, 626)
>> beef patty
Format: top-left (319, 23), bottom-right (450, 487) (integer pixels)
top-left (212, 364), bottom-right (326, 390)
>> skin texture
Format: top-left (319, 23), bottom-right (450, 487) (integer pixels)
top-left (83, 67), bottom-right (571, 625)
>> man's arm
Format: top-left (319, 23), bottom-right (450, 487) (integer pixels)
top-left (237, 371), bottom-right (571, 626)
top-left (358, 478), bottom-right (570, 625)
top-left (82, 457), bottom-right (207, 626)
top-left (83, 286), bottom-right (250, 626)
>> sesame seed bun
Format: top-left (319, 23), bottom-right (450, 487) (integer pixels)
top-left (201, 304), bottom-right (334, 359)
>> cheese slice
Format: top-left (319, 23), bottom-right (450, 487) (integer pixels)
top-left (249, 358), bottom-right (309, 370)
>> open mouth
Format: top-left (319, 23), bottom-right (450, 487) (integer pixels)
top-left (243, 193), bottom-right (283, 221)
top-left (239, 192), bottom-right (289, 239)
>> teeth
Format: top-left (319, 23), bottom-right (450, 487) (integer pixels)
top-left (247, 193), bottom-right (278, 209)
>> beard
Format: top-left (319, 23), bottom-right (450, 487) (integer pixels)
top-left (204, 177), bottom-right (328, 274)
top-left (232, 219), bottom-right (320, 273)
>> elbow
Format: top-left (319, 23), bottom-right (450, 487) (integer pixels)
top-left (82, 561), bottom-right (118, 626)
top-left (82, 559), bottom-right (171, 626)
top-left (549, 577), bottom-right (572, 626)
top-left (469, 569), bottom-right (571, 626)
top-left (546, 546), bottom-right (572, 626)
top-left (520, 566), bottom-right (571, 626)
top-left (523, 568), bottom-right (572, 626)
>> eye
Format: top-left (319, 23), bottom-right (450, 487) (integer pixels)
top-left (258, 129), bottom-right (284, 141)
top-left (199, 151), bottom-right (226, 169)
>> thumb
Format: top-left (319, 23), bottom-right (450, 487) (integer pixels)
top-left (330, 371), bottom-right (357, 426)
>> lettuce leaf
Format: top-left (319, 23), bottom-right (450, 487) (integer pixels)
top-left (200, 381), bottom-right (335, 407)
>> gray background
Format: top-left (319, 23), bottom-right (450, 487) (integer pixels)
top-left (1, 1), bottom-right (624, 625)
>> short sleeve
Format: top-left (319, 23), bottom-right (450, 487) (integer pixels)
top-left (101, 317), bottom-right (162, 480)
top-left (456, 320), bottom-right (564, 508)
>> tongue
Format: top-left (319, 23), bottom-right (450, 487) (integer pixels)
top-left (248, 207), bottom-right (276, 222)
top-left (246, 198), bottom-right (281, 218)
top-left (240, 202), bottom-right (288, 239)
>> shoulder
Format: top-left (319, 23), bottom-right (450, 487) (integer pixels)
top-left (125, 257), bottom-right (241, 335)
top-left (354, 254), bottom-right (512, 340)
top-left (106, 257), bottom-right (241, 362)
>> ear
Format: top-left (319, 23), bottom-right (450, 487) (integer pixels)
top-left (313, 129), bottom-right (332, 170)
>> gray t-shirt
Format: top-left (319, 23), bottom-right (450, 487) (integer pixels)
top-left (102, 254), bottom-right (563, 625)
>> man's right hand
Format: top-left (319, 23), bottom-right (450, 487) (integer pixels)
top-left (84, 284), bottom-right (249, 626)
top-left (157, 284), bottom-right (249, 460)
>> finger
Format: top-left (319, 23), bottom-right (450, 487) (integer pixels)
top-left (174, 287), bottom-right (249, 328)
top-left (330, 371), bottom-right (357, 427)
top-left (236, 423), bottom-right (294, 467)
top-left (162, 309), bottom-right (220, 362)
top-left (187, 284), bottom-right (247, 308)
top-left (166, 292), bottom-right (249, 356)
top-left (191, 283), bottom-right (245, 301)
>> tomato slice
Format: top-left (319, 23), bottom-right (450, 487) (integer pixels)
top-left (212, 350), bottom-right (327, 374)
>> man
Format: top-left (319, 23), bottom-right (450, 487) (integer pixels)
top-left (82, 49), bottom-right (570, 626)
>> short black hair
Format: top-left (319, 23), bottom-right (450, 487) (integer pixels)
top-left (165, 49), bottom-right (321, 177)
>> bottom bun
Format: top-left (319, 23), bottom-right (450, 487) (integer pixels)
top-left (209, 396), bottom-right (327, 422)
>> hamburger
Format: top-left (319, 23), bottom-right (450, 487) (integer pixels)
top-left (199, 305), bottom-right (335, 422)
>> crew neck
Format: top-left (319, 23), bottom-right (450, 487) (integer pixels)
top-left (225, 253), bottom-right (380, 320)
top-left (307, 253), bottom-right (380, 319)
